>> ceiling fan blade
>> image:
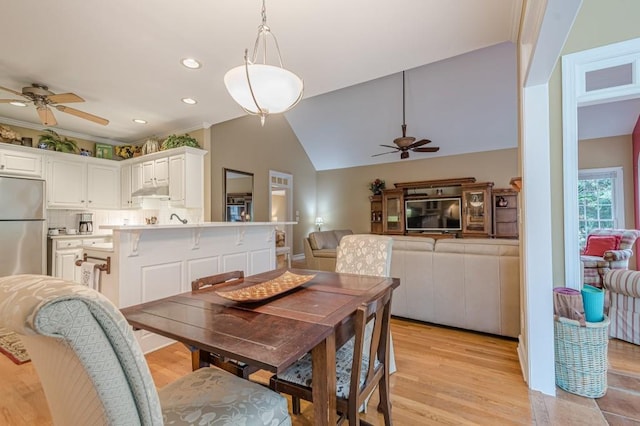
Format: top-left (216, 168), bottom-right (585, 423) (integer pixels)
top-left (371, 151), bottom-right (398, 157)
top-left (37, 106), bottom-right (57, 126)
top-left (380, 144), bottom-right (400, 150)
top-left (54, 105), bottom-right (109, 125)
top-left (413, 147), bottom-right (440, 153)
top-left (0, 98), bottom-right (26, 103)
top-left (47, 92), bottom-right (84, 104)
top-left (408, 139), bottom-right (431, 149)
top-left (0, 85), bottom-right (25, 97)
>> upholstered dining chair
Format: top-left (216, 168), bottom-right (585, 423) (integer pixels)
top-left (269, 284), bottom-right (393, 426)
top-left (0, 274), bottom-right (291, 426)
top-left (189, 270), bottom-right (259, 378)
top-left (335, 234), bottom-right (393, 278)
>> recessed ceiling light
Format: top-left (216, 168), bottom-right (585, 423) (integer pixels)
top-left (181, 98), bottom-right (197, 105)
top-left (181, 58), bottom-right (201, 69)
top-left (133, 119), bottom-right (147, 124)
top-left (9, 101), bottom-right (27, 107)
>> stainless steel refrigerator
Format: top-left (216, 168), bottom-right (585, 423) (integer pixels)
top-left (0, 176), bottom-right (46, 276)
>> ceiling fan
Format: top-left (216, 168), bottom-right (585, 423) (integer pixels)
top-left (372, 71), bottom-right (439, 160)
top-left (0, 83), bottom-right (109, 127)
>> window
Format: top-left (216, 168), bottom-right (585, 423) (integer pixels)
top-left (578, 167), bottom-right (624, 248)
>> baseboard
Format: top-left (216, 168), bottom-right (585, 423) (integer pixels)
top-left (517, 333), bottom-right (528, 384)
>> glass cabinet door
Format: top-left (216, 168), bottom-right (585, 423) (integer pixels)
top-left (383, 189), bottom-right (405, 234)
top-left (461, 183), bottom-right (493, 237)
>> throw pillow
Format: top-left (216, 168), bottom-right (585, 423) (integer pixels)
top-left (583, 234), bottom-right (621, 257)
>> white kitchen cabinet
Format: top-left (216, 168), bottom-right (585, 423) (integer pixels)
top-left (47, 157), bottom-right (86, 208)
top-left (47, 155), bottom-right (119, 209)
top-left (0, 146), bottom-right (43, 177)
top-left (87, 163), bottom-right (119, 209)
top-left (142, 157), bottom-right (169, 187)
top-left (168, 152), bottom-right (203, 208)
top-left (55, 248), bottom-right (82, 283)
top-left (120, 164), bottom-right (142, 209)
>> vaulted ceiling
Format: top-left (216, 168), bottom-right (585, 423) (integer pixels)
top-left (0, 1), bottom-right (633, 171)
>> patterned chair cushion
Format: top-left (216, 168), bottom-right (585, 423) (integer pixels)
top-left (581, 256), bottom-right (610, 268)
top-left (336, 235), bottom-right (393, 277)
top-left (159, 367), bottom-right (291, 425)
top-left (275, 337), bottom-right (376, 399)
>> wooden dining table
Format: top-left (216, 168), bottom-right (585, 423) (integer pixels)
top-left (121, 268), bottom-right (399, 426)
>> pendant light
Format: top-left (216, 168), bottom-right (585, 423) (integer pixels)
top-left (224, 0), bottom-right (304, 125)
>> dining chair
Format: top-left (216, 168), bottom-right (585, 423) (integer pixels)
top-left (190, 270), bottom-right (259, 378)
top-left (0, 274), bottom-right (291, 426)
top-left (334, 234), bottom-right (396, 416)
top-left (269, 285), bottom-right (393, 426)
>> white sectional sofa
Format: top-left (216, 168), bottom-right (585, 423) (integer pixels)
top-left (390, 236), bottom-right (520, 338)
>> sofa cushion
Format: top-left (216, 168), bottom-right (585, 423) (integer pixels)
top-left (309, 231), bottom-right (339, 250)
top-left (584, 234), bottom-right (621, 257)
top-left (333, 229), bottom-right (354, 242)
top-left (312, 249), bottom-right (338, 258)
top-left (435, 239), bottom-right (519, 256)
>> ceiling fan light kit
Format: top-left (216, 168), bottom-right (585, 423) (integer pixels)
top-left (0, 83), bottom-right (109, 127)
top-left (373, 71), bottom-right (439, 160)
top-left (224, 0), bottom-right (303, 126)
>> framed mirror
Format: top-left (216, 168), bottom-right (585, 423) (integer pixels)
top-left (224, 168), bottom-right (254, 222)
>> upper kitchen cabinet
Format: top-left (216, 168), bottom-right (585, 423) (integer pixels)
top-left (142, 157), bottom-right (169, 188)
top-left (168, 151), bottom-right (204, 208)
top-left (46, 153), bottom-right (119, 209)
top-left (0, 144), bottom-right (43, 178)
top-left (120, 163), bottom-right (142, 209)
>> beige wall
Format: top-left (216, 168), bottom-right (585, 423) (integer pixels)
top-left (210, 115), bottom-right (317, 255)
top-left (579, 135), bottom-right (634, 229)
top-left (317, 148), bottom-right (518, 234)
top-left (549, 0), bottom-right (640, 285)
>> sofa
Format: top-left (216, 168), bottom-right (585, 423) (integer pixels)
top-left (604, 269), bottom-right (640, 344)
top-left (303, 229), bottom-right (353, 271)
top-left (389, 236), bottom-right (520, 338)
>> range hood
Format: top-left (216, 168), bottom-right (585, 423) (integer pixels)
top-left (131, 185), bottom-right (170, 199)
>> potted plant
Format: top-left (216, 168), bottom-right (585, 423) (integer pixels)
top-left (161, 133), bottom-right (200, 150)
top-left (369, 178), bottom-right (386, 195)
top-left (38, 129), bottom-right (79, 153)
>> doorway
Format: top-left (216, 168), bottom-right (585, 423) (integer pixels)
top-left (562, 37), bottom-right (640, 288)
top-left (269, 171), bottom-right (293, 261)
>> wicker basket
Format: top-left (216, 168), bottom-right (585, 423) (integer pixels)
top-left (554, 315), bottom-right (610, 398)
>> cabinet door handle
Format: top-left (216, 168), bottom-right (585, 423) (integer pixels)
top-left (88, 200), bottom-right (92, 203)
top-left (0, 164), bottom-right (5, 169)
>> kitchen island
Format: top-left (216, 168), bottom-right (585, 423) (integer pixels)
top-left (97, 221), bottom-right (293, 352)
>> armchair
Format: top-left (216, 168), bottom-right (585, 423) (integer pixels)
top-left (603, 269), bottom-right (640, 344)
top-left (580, 229), bottom-right (640, 288)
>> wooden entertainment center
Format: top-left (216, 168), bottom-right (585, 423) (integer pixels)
top-left (370, 177), bottom-right (518, 239)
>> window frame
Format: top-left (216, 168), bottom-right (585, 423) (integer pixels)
top-left (577, 166), bottom-right (624, 247)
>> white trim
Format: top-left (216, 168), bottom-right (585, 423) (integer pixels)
top-left (269, 170), bottom-right (294, 257)
top-left (562, 37), bottom-right (640, 290)
top-left (521, 83), bottom-right (556, 395)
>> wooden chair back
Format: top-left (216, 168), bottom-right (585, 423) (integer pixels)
top-left (191, 270), bottom-right (244, 291)
top-left (189, 271), bottom-right (258, 378)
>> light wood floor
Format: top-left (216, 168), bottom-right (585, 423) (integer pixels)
top-left (0, 317), bottom-right (637, 425)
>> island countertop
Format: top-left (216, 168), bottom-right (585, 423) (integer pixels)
top-left (100, 221), bottom-right (296, 231)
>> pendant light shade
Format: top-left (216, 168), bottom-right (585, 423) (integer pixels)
top-left (224, 64), bottom-right (303, 115)
top-left (224, 0), bottom-right (303, 125)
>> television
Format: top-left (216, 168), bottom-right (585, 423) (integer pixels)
top-left (405, 197), bottom-right (462, 232)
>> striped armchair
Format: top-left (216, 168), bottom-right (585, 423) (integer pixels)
top-left (580, 229), bottom-right (640, 288)
top-left (604, 269), bottom-right (640, 344)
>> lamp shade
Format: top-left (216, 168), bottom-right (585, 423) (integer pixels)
top-left (224, 64), bottom-right (303, 115)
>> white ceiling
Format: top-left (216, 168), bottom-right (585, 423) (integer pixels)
top-left (0, 1), bottom-right (635, 170)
